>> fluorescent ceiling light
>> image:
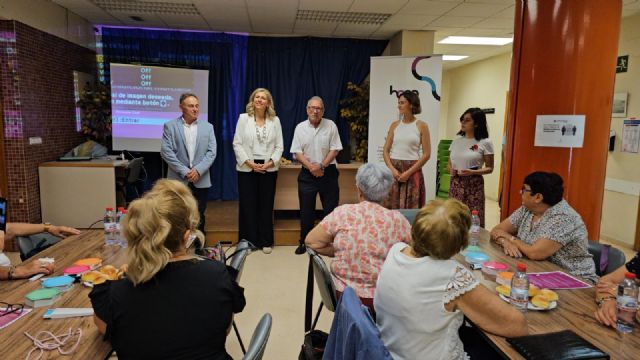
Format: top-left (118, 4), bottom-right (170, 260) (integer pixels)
top-left (443, 55), bottom-right (468, 61)
top-left (439, 36), bottom-right (513, 46)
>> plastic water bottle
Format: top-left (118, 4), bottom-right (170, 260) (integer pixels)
top-left (118, 210), bottom-right (128, 248)
top-left (103, 207), bottom-right (115, 245)
top-left (510, 263), bottom-right (529, 312)
top-left (470, 210), bottom-right (481, 246)
top-left (115, 207), bottom-right (124, 245)
top-left (616, 272), bottom-right (638, 333)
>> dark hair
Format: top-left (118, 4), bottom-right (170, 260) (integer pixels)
top-left (400, 91), bottom-right (421, 115)
top-left (179, 93), bottom-right (198, 104)
top-left (456, 107), bottom-right (489, 140)
top-left (411, 199), bottom-right (470, 260)
top-left (524, 171), bottom-right (564, 206)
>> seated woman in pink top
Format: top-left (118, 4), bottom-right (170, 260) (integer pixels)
top-left (305, 163), bottom-right (412, 313)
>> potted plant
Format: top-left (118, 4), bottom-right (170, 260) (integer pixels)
top-left (340, 81), bottom-right (369, 162)
top-left (77, 82), bottom-right (111, 145)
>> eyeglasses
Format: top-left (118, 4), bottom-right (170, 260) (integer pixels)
top-left (0, 302), bottom-right (24, 317)
top-left (520, 187), bottom-right (533, 195)
top-left (307, 106), bottom-right (323, 112)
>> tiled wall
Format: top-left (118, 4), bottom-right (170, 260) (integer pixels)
top-left (0, 21), bottom-right (95, 223)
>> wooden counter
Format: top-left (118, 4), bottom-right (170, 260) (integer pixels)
top-left (274, 162), bottom-right (363, 210)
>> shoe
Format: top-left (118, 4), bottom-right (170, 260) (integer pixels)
top-left (262, 247), bottom-right (272, 254)
top-left (294, 244), bottom-right (306, 255)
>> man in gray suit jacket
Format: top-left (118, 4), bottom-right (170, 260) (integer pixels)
top-left (161, 93), bottom-right (217, 233)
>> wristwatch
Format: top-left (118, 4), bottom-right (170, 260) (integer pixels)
top-left (319, 163), bottom-right (326, 171)
top-left (43, 222), bottom-right (52, 233)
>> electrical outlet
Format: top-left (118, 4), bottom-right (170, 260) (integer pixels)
top-left (28, 137), bottom-right (42, 145)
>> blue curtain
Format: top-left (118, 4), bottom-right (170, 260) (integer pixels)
top-left (245, 36), bottom-right (388, 162)
top-left (101, 27), bottom-right (247, 200)
top-left (101, 28), bottom-right (387, 200)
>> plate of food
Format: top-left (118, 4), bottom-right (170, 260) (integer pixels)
top-left (496, 285), bottom-right (558, 311)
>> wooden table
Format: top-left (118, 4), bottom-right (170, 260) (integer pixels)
top-left (0, 230), bottom-right (126, 359)
top-left (460, 230), bottom-right (640, 359)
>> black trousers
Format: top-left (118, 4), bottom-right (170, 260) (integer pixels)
top-left (188, 183), bottom-right (209, 234)
top-left (237, 169), bottom-right (278, 248)
top-left (298, 165), bottom-right (339, 245)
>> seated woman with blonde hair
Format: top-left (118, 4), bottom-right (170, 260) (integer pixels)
top-left (375, 199), bottom-right (527, 360)
top-left (89, 179), bottom-right (245, 360)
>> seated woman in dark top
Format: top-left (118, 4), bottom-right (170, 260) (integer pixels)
top-left (89, 179), bottom-right (245, 360)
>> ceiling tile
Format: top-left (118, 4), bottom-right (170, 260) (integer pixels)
top-left (397, 1), bottom-right (459, 16)
top-left (245, 0), bottom-right (298, 7)
top-left (429, 16), bottom-right (485, 27)
top-left (191, 0), bottom-right (247, 7)
top-left (470, 17), bottom-right (514, 29)
top-left (195, 3), bottom-right (248, 19)
top-left (248, 6), bottom-right (296, 33)
top-left (159, 14), bottom-right (208, 27)
top-left (446, 2), bottom-right (510, 17)
top-left (384, 14), bottom-right (439, 28)
top-left (349, 0), bottom-right (410, 14)
top-left (299, 0), bottom-right (351, 12)
top-left (492, 5), bottom-right (515, 19)
top-left (334, 23), bottom-right (380, 36)
top-left (294, 21), bottom-right (338, 34)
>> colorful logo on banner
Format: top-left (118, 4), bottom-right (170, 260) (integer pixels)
top-left (412, 56), bottom-right (440, 101)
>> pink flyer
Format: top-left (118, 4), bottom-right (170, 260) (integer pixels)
top-left (528, 271), bottom-right (592, 289)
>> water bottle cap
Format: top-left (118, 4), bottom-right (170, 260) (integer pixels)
top-left (517, 263), bottom-right (527, 272)
top-left (106, 207), bottom-right (113, 211)
top-left (117, 207), bottom-right (125, 211)
top-left (625, 272), bottom-right (636, 279)
top-left (472, 210), bottom-right (479, 215)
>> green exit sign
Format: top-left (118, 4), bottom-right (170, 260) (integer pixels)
top-left (617, 55), bottom-right (628, 73)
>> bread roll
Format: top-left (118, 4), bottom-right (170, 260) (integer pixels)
top-left (531, 294), bottom-right (550, 309)
top-left (539, 289), bottom-right (558, 302)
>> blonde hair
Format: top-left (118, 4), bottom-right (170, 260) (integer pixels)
top-left (246, 88), bottom-right (276, 118)
top-left (123, 179), bottom-right (202, 285)
top-left (411, 199), bottom-right (471, 259)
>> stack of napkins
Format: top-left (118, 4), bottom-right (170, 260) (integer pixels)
top-left (63, 265), bottom-right (90, 277)
top-left (73, 258), bottom-right (102, 270)
top-left (41, 275), bottom-right (75, 292)
top-left (25, 288), bottom-right (60, 308)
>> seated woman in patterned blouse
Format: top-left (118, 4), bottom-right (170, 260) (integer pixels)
top-left (375, 199), bottom-right (527, 360)
top-left (305, 163), bottom-right (412, 314)
top-left (490, 171), bottom-right (598, 284)
top-left (594, 252), bottom-right (640, 328)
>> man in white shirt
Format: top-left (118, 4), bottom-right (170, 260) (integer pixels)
top-left (161, 93), bottom-right (217, 233)
top-left (290, 96), bottom-right (343, 254)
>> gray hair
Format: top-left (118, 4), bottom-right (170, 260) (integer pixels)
top-left (355, 163), bottom-right (394, 203)
top-left (307, 96), bottom-right (324, 108)
top-left (179, 93), bottom-right (198, 104)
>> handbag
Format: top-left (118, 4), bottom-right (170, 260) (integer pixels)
top-left (298, 330), bottom-right (328, 360)
top-left (507, 330), bottom-right (609, 360)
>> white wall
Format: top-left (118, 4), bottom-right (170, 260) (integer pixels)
top-left (0, 0), bottom-right (95, 49)
top-left (439, 53), bottom-right (511, 201)
top-left (601, 13), bottom-right (640, 248)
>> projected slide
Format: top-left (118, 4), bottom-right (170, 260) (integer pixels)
top-left (111, 64), bottom-right (209, 152)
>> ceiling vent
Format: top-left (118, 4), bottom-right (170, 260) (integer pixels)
top-left (296, 10), bottom-right (390, 25)
top-left (93, 0), bottom-right (200, 15)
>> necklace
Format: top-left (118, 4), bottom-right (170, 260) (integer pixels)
top-left (255, 121), bottom-right (267, 144)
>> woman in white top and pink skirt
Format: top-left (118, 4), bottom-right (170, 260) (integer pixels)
top-left (448, 108), bottom-right (494, 227)
top-left (382, 91), bottom-right (431, 209)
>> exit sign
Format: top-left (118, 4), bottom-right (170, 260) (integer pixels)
top-left (617, 55), bottom-right (628, 73)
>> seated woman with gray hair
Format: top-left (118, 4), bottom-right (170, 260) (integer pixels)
top-left (305, 163), bottom-right (412, 313)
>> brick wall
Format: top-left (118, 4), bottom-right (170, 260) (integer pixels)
top-left (0, 21), bottom-right (95, 223)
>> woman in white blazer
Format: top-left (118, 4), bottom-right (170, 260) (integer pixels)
top-left (233, 88), bottom-right (284, 253)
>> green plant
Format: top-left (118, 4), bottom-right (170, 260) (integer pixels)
top-left (340, 81), bottom-right (369, 162)
top-left (77, 82), bottom-right (111, 142)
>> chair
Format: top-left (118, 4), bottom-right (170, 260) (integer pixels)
top-left (228, 239), bottom-right (253, 354)
top-left (396, 209), bottom-right (419, 225)
top-left (587, 241), bottom-right (626, 276)
top-left (307, 248), bottom-right (338, 331)
top-left (242, 313), bottom-right (273, 360)
top-left (17, 233), bottom-right (62, 261)
top-left (116, 157), bottom-right (144, 204)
